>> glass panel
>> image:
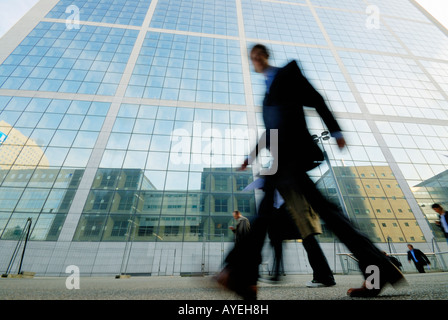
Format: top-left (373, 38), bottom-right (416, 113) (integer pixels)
top-left (3, 22), bottom-right (139, 95)
top-left (125, 32), bottom-right (245, 104)
top-left (73, 214), bottom-right (107, 241)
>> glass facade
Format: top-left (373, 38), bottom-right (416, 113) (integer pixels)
top-left (0, 22), bottom-right (138, 95)
top-left (1, 0), bottom-right (448, 255)
top-left (125, 33), bottom-right (245, 104)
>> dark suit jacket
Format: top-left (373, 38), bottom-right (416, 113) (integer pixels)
top-left (407, 249), bottom-right (430, 265)
top-left (232, 216), bottom-right (250, 244)
top-left (259, 60), bottom-right (342, 172)
top-left (268, 205), bottom-right (302, 242)
top-left (387, 255), bottom-right (402, 269)
top-left (437, 213), bottom-right (448, 238)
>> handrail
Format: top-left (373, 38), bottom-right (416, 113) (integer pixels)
top-left (2, 218), bottom-right (32, 277)
top-left (337, 251), bottom-right (448, 273)
top-left (336, 252), bottom-right (444, 257)
top-left (334, 238), bottom-right (448, 274)
top-left (17, 218), bottom-right (32, 275)
top-left (387, 236), bottom-right (398, 255)
top-left (201, 233), bottom-right (225, 275)
top-left (336, 253), bottom-right (358, 260)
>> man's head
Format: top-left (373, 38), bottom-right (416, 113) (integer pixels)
top-left (432, 203), bottom-right (445, 215)
top-left (407, 244), bottom-right (414, 250)
top-left (250, 44), bottom-right (270, 73)
top-left (233, 210), bottom-right (241, 219)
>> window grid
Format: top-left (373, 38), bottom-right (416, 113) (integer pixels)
top-left (0, 22), bottom-right (138, 95)
top-left (151, 0), bottom-right (239, 36)
top-left (126, 32), bottom-right (245, 105)
top-left (46, 0), bottom-right (152, 26)
top-left (0, 0), bottom-right (445, 244)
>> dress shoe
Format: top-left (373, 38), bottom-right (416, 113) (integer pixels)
top-left (347, 281), bottom-right (381, 297)
top-left (258, 275), bottom-right (283, 284)
top-left (306, 279), bottom-right (336, 288)
top-left (215, 267), bottom-right (258, 300)
top-left (347, 263), bottom-right (407, 298)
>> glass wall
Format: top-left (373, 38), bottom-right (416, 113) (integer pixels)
top-left (0, 22), bottom-right (138, 95)
top-left (125, 33), bottom-right (245, 105)
top-left (1, 0), bottom-right (447, 245)
top-left (0, 96), bottom-right (108, 240)
top-left (72, 104), bottom-right (255, 242)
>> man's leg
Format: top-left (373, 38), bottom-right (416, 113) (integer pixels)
top-left (293, 173), bottom-right (405, 295)
top-left (271, 240), bottom-right (283, 280)
top-left (217, 182), bottom-right (276, 299)
top-left (302, 234), bottom-right (335, 285)
top-left (416, 262), bottom-right (425, 273)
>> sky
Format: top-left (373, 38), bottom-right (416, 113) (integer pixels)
top-left (0, 0), bottom-right (447, 38)
top-left (0, 0), bottom-right (39, 38)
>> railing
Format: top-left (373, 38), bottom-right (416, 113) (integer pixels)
top-left (432, 237), bottom-right (448, 270)
top-left (337, 253), bottom-right (360, 274)
top-left (201, 233), bottom-right (226, 275)
top-left (2, 218), bottom-right (32, 277)
top-left (336, 251), bottom-right (448, 274)
top-left (335, 237), bottom-right (448, 274)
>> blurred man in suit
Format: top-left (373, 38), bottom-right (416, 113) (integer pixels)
top-left (229, 210), bottom-right (250, 245)
top-left (407, 244), bottom-right (431, 273)
top-left (432, 203), bottom-right (448, 244)
top-left (215, 44), bottom-right (406, 299)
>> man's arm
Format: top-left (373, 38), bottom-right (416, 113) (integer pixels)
top-left (419, 250), bottom-right (431, 265)
top-left (330, 131), bottom-right (347, 149)
top-left (240, 219), bottom-right (250, 237)
top-left (240, 131), bottom-right (267, 170)
top-left (294, 62), bottom-right (346, 149)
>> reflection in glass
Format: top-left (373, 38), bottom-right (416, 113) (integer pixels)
top-left (1, 213), bottom-right (35, 240)
top-left (165, 171), bottom-right (188, 190)
top-left (0, 187), bottom-right (23, 212)
top-left (317, 165), bottom-right (425, 242)
top-left (64, 148), bottom-right (92, 167)
top-left (100, 150), bottom-right (125, 168)
top-left (73, 214), bottom-right (107, 241)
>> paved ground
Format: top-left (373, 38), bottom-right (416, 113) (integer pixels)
top-left (1, 272), bottom-right (446, 318)
top-left (0, 272), bottom-right (446, 300)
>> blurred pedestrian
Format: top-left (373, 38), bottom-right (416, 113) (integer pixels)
top-left (382, 251), bottom-right (402, 270)
top-left (407, 244), bottom-right (431, 273)
top-left (263, 183), bottom-right (335, 287)
top-left (229, 210), bottom-right (250, 245)
top-left (432, 203), bottom-right (448, 244)
top-left (215, 43), bottom-right (405, 299)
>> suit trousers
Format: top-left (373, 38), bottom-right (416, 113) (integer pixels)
top-left (224, 170), bottom-right (399, 286)
top-left (302, 235), bottom-right (334, 284)
top-left (414, 261), bottom-right (426, 273)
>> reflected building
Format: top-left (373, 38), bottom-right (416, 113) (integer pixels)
top-left (1, 0), bottom-right (448, 276)
top-left (317, 165), bottom-right (425, 243)
top-left (0, 167), bottom-right (82, 241)
top-left (413, 169), bottom-right (448, 239)
top-left (0, 120), bottom-right (49, 170)
top-left (73, 167), bottom-right (255, 243)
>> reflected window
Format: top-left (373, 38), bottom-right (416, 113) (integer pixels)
top-left (214, 196), bottom-right (228, 213)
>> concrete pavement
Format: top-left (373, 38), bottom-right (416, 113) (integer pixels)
top-left (1, 272), bottom-right (446, 318)
top-left (0, 272), bottom-right (446, 300)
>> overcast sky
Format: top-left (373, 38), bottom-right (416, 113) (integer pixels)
top-left (0, 0), bottom-right (39, 38)
top-left (0, 0), bottom-right (447, 38)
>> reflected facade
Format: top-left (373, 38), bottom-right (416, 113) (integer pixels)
top-left (316, 166), bottom-right (424, 243)
top-left (1, 0), bottom-right (448, 275)
top-left (73, 167), bottom-right (255, 242)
